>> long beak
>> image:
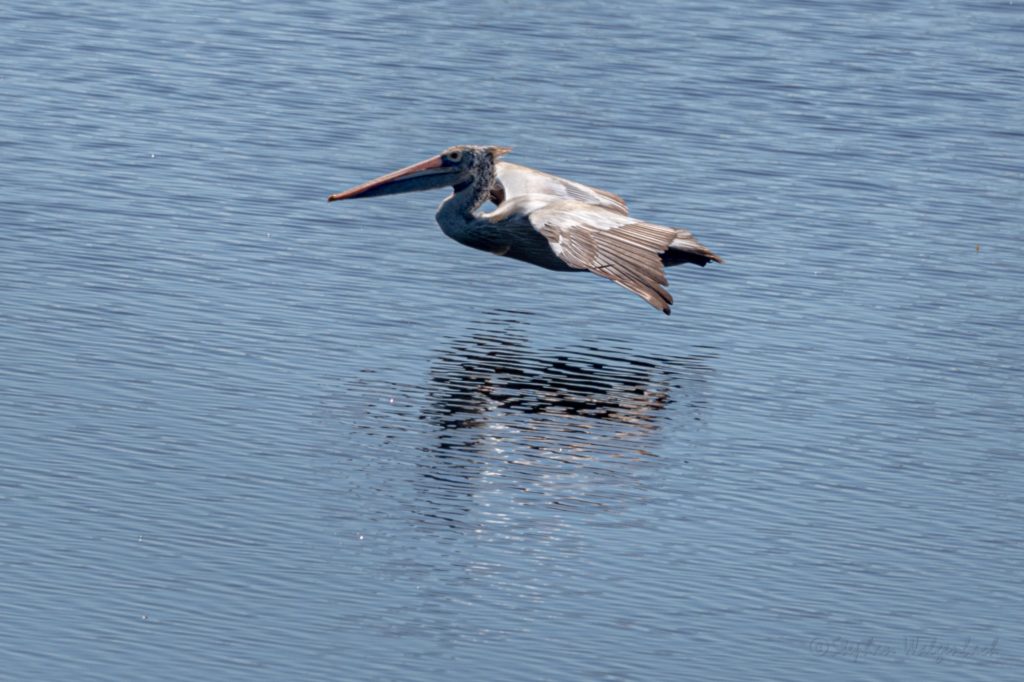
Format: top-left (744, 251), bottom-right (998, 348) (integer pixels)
top-left (327, 155), bottom-right (461, 202)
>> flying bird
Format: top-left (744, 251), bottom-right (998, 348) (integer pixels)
top-left (328, 145), bottom-right (722, 315)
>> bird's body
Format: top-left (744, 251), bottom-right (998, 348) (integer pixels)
top-left (328, 145), bottom-right (721, 315)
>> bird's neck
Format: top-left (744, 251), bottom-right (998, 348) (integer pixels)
top-left (437, 161), bottom-right (495, 230)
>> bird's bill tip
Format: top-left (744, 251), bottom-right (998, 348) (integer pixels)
top-left (327, 154), bottom-right (447, 202)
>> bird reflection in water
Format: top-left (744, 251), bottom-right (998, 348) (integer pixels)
top-left (411, 314), bottom-right (715, 529)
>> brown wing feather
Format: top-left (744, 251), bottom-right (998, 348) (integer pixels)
top-left (537, 220), bottom-right (678, 315)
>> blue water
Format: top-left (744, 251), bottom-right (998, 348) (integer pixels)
top-left (2, 1), bottom-right (1022, 680)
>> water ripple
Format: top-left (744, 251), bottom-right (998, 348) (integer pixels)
top-left (323, 313), bottom-right (714, 534)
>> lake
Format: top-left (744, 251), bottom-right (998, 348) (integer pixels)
top-left (1, 0), bottom-right (1021, 680)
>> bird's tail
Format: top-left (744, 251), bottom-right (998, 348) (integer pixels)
top-left (662, 229), bottom-right (723, 267)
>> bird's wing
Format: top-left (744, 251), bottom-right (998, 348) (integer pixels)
top-left (527, 201), bottom-right (679, 314)
top-left (494, 162), bottom-right (629, 215)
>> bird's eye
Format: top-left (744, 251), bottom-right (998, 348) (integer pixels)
top-left (445, 150), bottom-right (462, 163)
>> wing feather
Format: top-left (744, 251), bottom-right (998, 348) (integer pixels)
top-left (530, 202), bottom-right (679, 314)
top-left (495, 162), bottom-right (629, 215)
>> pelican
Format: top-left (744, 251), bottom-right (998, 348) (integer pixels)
top-left (328, 145), bottom-right (722, 315)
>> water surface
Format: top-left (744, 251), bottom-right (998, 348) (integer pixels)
top-left (1, 1), bottom-right (1021, 680)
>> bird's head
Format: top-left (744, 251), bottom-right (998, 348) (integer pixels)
top-left (327, 145), bottom-right (512, 202)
